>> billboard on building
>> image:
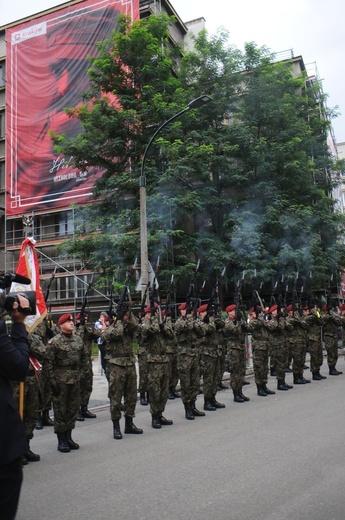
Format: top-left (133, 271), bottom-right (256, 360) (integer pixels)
top-left (6, 0), bottom-right (139, 216)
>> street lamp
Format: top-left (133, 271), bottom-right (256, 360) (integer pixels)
top-left (140, 95), bottom-right (213, 301)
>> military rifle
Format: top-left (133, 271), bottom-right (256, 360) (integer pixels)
top-left (115, 284), bottom-right (129, 320)
top-left (186, 259), bottom-right (201, 317)
top-left (165, 274), bottom-right (175, 319)
top-left (78, 272), bottom-right (94, 325)
top-left (206, 267), bottom-right (226, 316)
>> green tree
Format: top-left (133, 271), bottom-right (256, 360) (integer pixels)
top-left (53, 16), bottom-right (345, 303)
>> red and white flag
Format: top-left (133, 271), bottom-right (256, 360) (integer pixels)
top-left (10, 237), bottom-right (47, 332)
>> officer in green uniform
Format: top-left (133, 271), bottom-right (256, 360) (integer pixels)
top-left (45, 313), bottom-right (86, 453)
top-left (102, 309), bottom-right (143, 439)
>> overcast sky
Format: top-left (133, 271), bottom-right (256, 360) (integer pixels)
top-left (2, 0), bottom-right (345, 143)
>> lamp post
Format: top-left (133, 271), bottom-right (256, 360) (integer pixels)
top-left (140, 95), bottom-right (212, 302)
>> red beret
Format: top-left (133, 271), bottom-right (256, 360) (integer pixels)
top-left (198, 304), bottom-right (208, 313)
top-left (76, 312), bottom-right (88, 320)
top-left (339, 304), bottom-right (345, 311)
top-left (58, 313), bottom-right (73, 326)
top-left (179, 302), bottom-right (187, 310)
top-left (269, 305), bottom-right (278, 313)
top-left (226, 304), bottom-right (236, 313)
top-left (144, 303), bottom-right (158, 313)
top-left (286, 305), bottom-right (293, 312)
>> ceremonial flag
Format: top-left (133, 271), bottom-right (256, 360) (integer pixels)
top-left (10, 237), bottom-right (47, 332)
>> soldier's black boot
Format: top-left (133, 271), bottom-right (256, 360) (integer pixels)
top-left (151, 414), bottom-right (162, 429)
top-left (312, 370), bottom-right (326, 380)
top-left (76, 407), bottom-right (85, 422)
top-left (191, 400), bottom-right (205, 416)
top-left (66, 430), bottom-right (79, 450)
top-left (262, 384), bottom-right (275, 395)
top-left (293, 373), bottom-right (306, 384)
top-left (257, 384), bottom-right (267, 396)
top-left (168, 386), bottom-right (176, 399)
top-left (184, 402), bottom-right (195, 420)
top-left (124, 416), bottom-right (143, 434)
top-left (25, 441), bottom-right (40, 462)
top-left (35, 412), bottom-right (43, 430)
top-left (270, 367), bottom-right (276, 376)
top-left (42, 410), bottom-right (54, 426)
top-left (329, 366), bottom-right (343, 375)
top-left (112, 419), bottom-right (123, 439)
top-left (57, 432), bottom-right (71, 453)
top-left (159, 413), bottom-right (173, 425)
top-left (277, 379), bottom-right (290, 390)
top-left (212, 395), bottom-right (226, 408)
top-left (140, 392), bottom-right (148, 405)
top-left (239, 391), bottom-right (250, 401)
top-left (233, 389), bottom-right (245, 403)
top-left (81, 405), bottom-right (97, 419)
top-left (203, 398), bottom-right (216, 411)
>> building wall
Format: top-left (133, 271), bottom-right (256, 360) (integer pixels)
top-left (0, 0), bottom-right (199, 317)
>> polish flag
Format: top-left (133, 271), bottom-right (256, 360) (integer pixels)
top-left (10, 237), bottom-right (47, 332)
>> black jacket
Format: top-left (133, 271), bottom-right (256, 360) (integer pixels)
top-left (0, 321), bottom-right (29, 466)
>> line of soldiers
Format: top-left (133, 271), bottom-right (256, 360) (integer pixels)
top-left (16, 297), bottom-right (344, 459)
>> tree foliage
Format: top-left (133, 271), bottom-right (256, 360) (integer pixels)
top-left (52, 14), bottom-right (345, 303)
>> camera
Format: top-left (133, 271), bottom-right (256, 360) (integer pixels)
top-left (0, 271), bottom-right (36, 316)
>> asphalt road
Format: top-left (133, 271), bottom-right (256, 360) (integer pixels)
top-left (17, 353), bottom-right (345, 520)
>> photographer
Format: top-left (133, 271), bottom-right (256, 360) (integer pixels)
top-left (0, 294), bottom-right (30, 520)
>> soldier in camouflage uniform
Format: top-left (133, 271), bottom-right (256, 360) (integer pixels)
top-left (198, 304), bottom-right (225, 411)
top-left (141, 304), bottom-right (173, 429)
top-left (174, 302), bottom-right (205, 420)
top-left (304, 305), bottom-right (327, 380)
top-left (34, 318), bottom-right (58, 429)
top-left (285, 304), bottom-right (310, 384)
top-left (245, 307), bottom-right (275, 396)
top-left (164, 311), bottom-right (180, 400)
top-left (266, 304), bottom-right (293, 390)
top-left (322, 304), bottom-right (343, 376)
top-left (45, 313), bottom-right (86, 453)
top-left (75, 312), bottom-right (98, 421)
top-left (102, 309), bottom-right (143, 439)
top-left (224, 304), bottom-right (249, 402)
top-left (137, 312), bottom-right (149, 406)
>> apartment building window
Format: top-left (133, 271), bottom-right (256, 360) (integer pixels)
top-left (0, 111), bottom-right (4, 138)
top-left (0, 64), bottom-right (4, 88)
top-left (59, 211), bottom-right (74, 237)
top-left (0, 161), bottom-right (5, 191)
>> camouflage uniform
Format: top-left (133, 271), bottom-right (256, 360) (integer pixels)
top-left (200, 316), bottom-right (225, 409)
top-left (45, 331), bottom-right (85, 434)
top-left (103, 314), bottom-right (139, 423)
top-left (322, 310), bottom-right (342, 374)
top-left (164, 316), bottom-right (180, 398)
top-left (34, 319), bottom-right (58, 428)
top-left (266, 314), bottom-right (292, 389)
top-left (141, 314), bottom-right (174, 427)
top-left (304, 309), bottom-right (324, 377)
top-left (285, 311), bottom-right (309, 383)
top-left (136, 326), bottom-right (149, 405)
top-left (75, 320), bottom-right (99, 418)
top-left (245, 314), bottom-right (275, 395)
top-left (174, 313), bottom-right (205, 418)
top-left (224, 316), bottom-right (246, 397)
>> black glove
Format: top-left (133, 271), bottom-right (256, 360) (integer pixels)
top-left (51, 384), bottom-right (60, 397)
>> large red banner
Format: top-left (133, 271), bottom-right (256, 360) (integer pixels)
top-left (6, 0), bottom-right (139, 216)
